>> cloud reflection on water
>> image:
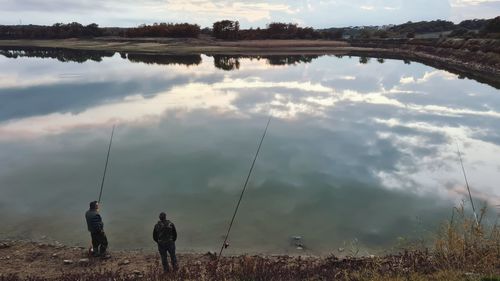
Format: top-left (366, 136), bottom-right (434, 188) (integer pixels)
top-left (0, 53), bottom-right (499, 253)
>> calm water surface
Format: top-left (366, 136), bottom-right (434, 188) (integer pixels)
top-left (0, 50), bottom-right (499, 255)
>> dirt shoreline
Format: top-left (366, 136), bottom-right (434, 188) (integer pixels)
top-left (0, 239), bottom-right (497, 281)
top-left (1, 38), bottom-right (499, 89)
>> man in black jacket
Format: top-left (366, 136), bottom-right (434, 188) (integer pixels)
top-left (153, 212), bottom-right (177, 272)
top-left (85, 201), bottom-right (109, 258)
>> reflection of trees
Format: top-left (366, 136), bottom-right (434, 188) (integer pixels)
top-left (213, 55), bottom-right (240, 71)
top-left (359, 56), bottom-right (370, 64)
top-left (0, 48), bottom-right (203, 66)
top-left (126, 54), bottom-right (202, 66)
top-left (2, 50), bottom-right (321, 69)
top-left (212, 54), bottom-right (320, 70)
top-left (0, 47), bottom-right (114, 63)
top-left (266, 55), bottom-right (319, 65)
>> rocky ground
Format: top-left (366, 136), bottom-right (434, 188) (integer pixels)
top-left (0, 239), bottom-right (206, 279)
top-left (0, 239), bottom-right (498, 280)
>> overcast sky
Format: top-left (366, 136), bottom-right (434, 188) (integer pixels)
top-left (0, 0), bottom-right (499, 28)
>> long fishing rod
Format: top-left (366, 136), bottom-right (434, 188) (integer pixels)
top-left (98, 125), bottom-right (115, 203)
top-left (218, 115), bottom-right (272, 259)
top-left (455, 141), bottom-right (479, 226)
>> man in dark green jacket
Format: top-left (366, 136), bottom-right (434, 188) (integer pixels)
top-left (153, 212), bottom-right (177, 272)
top-left (85, 201), bottom-right (109, 258)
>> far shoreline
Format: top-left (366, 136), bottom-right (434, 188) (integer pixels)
top-left (0, 37), bottom-right (499, 89)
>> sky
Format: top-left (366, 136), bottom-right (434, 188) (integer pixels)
top-left (0, 0), bottom-right (499, 28)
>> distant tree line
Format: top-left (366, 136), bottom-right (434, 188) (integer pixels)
top-left (388, 20), bottom-right (456, 34)
top-left (212, 20), bottom-right (240, 40)
top-left (0, 17), bottom-right (498, 41)
top-left (125, 23), bottom-right (200, 38)
top-left (0, 20), bottom-right (338, 40)
top-left (0, 23), bottom-right (102, 39)
top-left (482, 17), bottom-right (500, 34)
top-left (212, 21), bottom-right (327, 40)
top-left (457, 19), bottom-right (490, 30)
top-left (344, 17), bottom-right (500, 39)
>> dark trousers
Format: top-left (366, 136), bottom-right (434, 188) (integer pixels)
top-left (90, 231), bottom-right (108, 256)
top-left (158, 241), bottom-right (177, 272)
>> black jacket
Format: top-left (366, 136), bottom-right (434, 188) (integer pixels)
top-left (153, 220), bottom-right (177, 243)
top-left (85, 209), bottom-right (104, 233)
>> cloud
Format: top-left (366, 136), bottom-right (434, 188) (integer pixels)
top-left (2, 53), bottom-right (500, 252)
top-left (449, 0), bottom-right (500, 22)
top-left (287, 0), bottom-right (452, 27)
top-left (0, 0), bottom-right (489, 27)
top-left (450, 0), bottom-right (500, 7)
top-left (1, 0), bottom-right (108, 12)
top-left (163, 0), bottom-right (296, 22)
top-left (360, 5), bottom-right (375, 10)
top-left (0, 115), bottom-right (453, 252)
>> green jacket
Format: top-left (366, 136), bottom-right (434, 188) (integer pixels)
top-left (153, 220), bottom-right (177, 243)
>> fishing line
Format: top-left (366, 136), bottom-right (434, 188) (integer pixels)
top-left (98, 125), bottom-right (115, 203)
top-left (218, 115), bottom-right (272, 258)
top-left (455, 140), bottom-right (479, 226)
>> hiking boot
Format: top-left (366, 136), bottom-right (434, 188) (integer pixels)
top-left (89, 248), bottom-right (100, 257)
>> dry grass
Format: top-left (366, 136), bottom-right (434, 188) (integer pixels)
top-left (435, 204), bottom-right (500, 274)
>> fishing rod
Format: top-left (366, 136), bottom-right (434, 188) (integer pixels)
top-left (218, 115), bottom-right (272, 259)
top-left (98, 125), bottom-right (115, 203)
top-left (455, 141), bottom-right (479, 226)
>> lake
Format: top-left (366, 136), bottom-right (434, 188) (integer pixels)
top-left (0, 48), bottom-right (499, 255)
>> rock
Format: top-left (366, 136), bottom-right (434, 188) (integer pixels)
top-left (0, 243), bottom-right (11, 249)
top-left (205, 251), bottom-right (217, 260)
top-left (119, 259), bottom-right (130, 265)
top-left (78, 258), bottom-right (90, 265)
top-left (101, 254), bottom-right (111, 260)
top-left (131, 270), bottom-right (144, 278)
top-left (63, 259), bottom-right (74, 265)
top-left (51, 253), bottom-right (59, 258)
